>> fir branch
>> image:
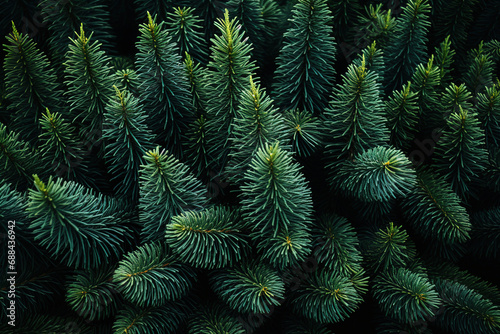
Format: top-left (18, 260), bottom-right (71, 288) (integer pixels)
top-left (166, 206), bottom-right (250, 269)
top-left (113, 241), bottom-right (196, 307)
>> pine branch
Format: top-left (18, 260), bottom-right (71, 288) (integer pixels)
top-left (113, 297), bottom-right (195, 334)
top-left (362, 222), bottom-right (417, 274)
top-left (336, 146), bottom-right (417, 202)
top-left (409, 55), bottom-right (441, 129)
top-left (26, 175), bottom-right (130, 269)
top-left (114, 69), bottom-right (140, 97)
top-left (38, 108), bottom-right (92, 188)
top-left (323, 56), bottom-right (389, 185)
top-left (167, 7), bottom-right (208, 64)
top-left (470, 207), bottom-right (500, 259)
top-left (401, 168), bottom-right (471, 244)
top-left (433, 278), bottom-right (500, 334)
top-left (352, 41), bottom-right (385, 76)
top-left (355, 4), bottom-right (396, 50)
top-left (113, 241), bottom-right (196, 307)
top-left (64, 24), bottom-right (115, 150)
top-left (204, 9), bottom-right (256, 173)
top-left (283, 109), bottom-right (326, 158)
top-left (311, 214), bottom-right (363, 276)
top-left (228, 0), bottom-right (266, 65)
top-left (463, 42), bottom-right (495, 98)
top-left (434, 106), bottom-right (488, 200)
top-left (188, 302), bottom-right (246, 334)
top-left (0, 123), bottom-right (45, 190)
top-left (433, 35), bottom-right (456, 89)
top-left (476, 83), bottom-right (500, 153)
top-left (66, 265), bottom-right (120, 321)
top-left (240, 142), bottom-right (313, 269)
top-left (103, 86), bottom-right (154, 203)
top-left (386, 82), bottom-right (419, 149)
top-left (383, 0), bottom-right (431, 92)
top-left (373, 268), bottom-right (441, 324)
top-left (138, 146), bottom-right (207, 243)
top-left (39, 0), bottom-right (115, 74)
top-left (210, 261), bottom-right (285, 314)
top-left (3, 22), bottom-right (62, 144)
top-left (227, 76), bottom-right (288, 185)
top-left (290, 267), bottom-right (363, 323)
top-left (166, 206), bottom-right (250, 269)
top-left (273, 0), bottom-right (337, 114)
top-left (135, 12), bottom-right (195, 158)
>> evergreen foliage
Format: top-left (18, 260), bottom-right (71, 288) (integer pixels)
top-left (227, 0), bottom-right (266, 64)
top-left (240, 142), bottom-right (313, 269)
top-left (66, 265), bottom-right (120, 321)
top-left (204, 9), bottom-right (256, 173)
top-left (283, 109), bottom-right (325, 157)
top-left (273, 0), bottom-right (337, 114)
top-left (115, 69), bottom-right (140, 96)
top-left (187, 302), bottom-right (245, 334)
top-left (103, 86), bottom-right (154, 203)
top-left (0, 183), bottom-right (51, 271)
top-left (38, 109), bottom-right (91, 188)
top-left (356, 4), bottom-right (396, 49)
top-left (402, 168), bottom-right (471, 244)
top-left (409, 55), bottom-right (441, 129)
top-left (462, 41), bottom-right (496, 97)
top-left (166, 206), bottom-right (250, 269)
top-left (431, 0), bottom-right (477, 54)
top-left (134, 0), bottom-right (176, 23)
top-left (352, 41), bottom-right (385, 76)
top-left (1, 1), bottom-right (500, 331)
top-left (39, 0), bottom-right (115, 72)
top-left (135, 12), bottom-right (195, 158)
top-left (386, 82), bottom-right (419, 149)
top-left (227, 76), bottom-right (288, 185)
top-left (433, 278), bottom-right (500, 334)
top-left (64, 24), bottom-right (115, 146)
top-left (26, 175), bottom-right (130, 269)
top-left (3, 23), bottom-right (62, 143)
top-left (328, 0), bottom-right (363, 44)
top-left (0, 268), bottom-right (64, 323)
top-left (183, 53), bottom-right (211, 178)
top-left (290, 268), bottom-right (363, 323)
top-left (383, 0), bottom-right (431, 92)
top-left (166, 7), bottom-right (208, 64)
top-left (113, 241), bottom-right (196, 307)
top-left (476, 83), bottom-right (500, 153)
top-left (470, 207), bottom-right (500, 259)
top-left (183, 52), bottom-right (208, 116)
top-left (434, 36), bottom-right (456, 88)
top-left (112, 298), bottom-right (194, 334)
top-left (434, 106), bottom-right (488, 200)
top-left (310, 214), bottom-right (368, 294)
top-left (0, 124), bottom-right (45, 190)
top-left (183, 0), bottom-right (228, 42)
top-left (373, 268), bottom-right (441, 324)
top-left (362, 222), bottom-right (417, 274)
top-left (323, 56), bottom-right (389, 185)
top-left (138, 146), bottom-right (207, 242)
top-left (336, 146), bottom-right (417, 202)
top-left (210, 261), bottom-right (285, 314)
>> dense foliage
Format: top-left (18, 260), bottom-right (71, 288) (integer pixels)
top-left (1, 0), bottom-right (500, 333)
